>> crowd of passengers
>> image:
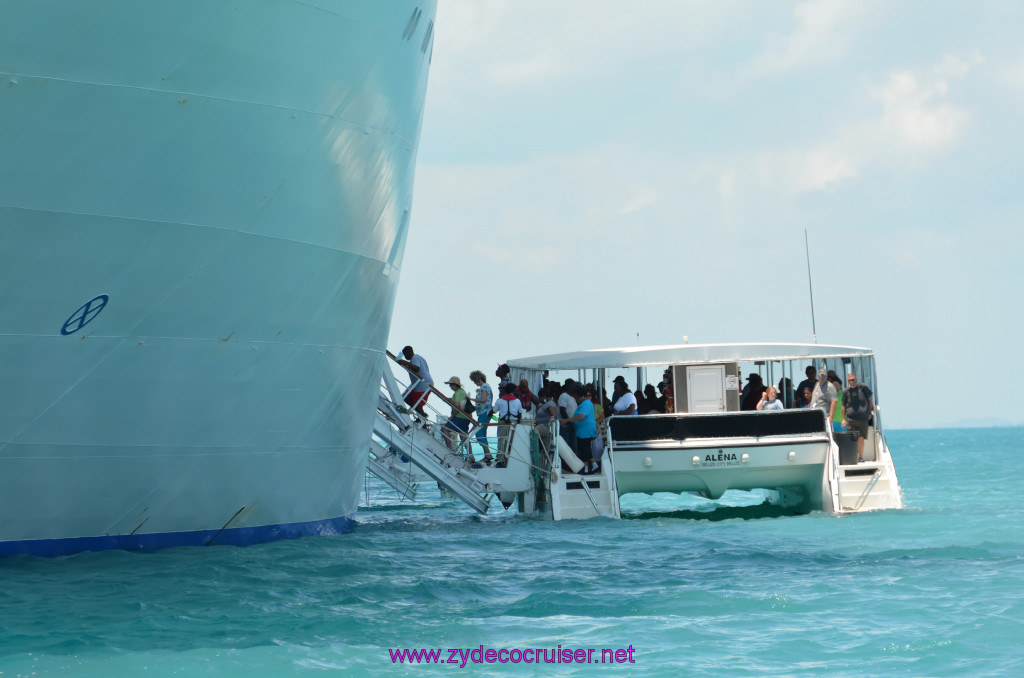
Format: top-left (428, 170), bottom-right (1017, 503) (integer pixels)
top-left (395, 346), bottom-right (875, 475)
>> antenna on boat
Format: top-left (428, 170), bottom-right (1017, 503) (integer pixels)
top-left (804, 229), bottom-right (818, 344)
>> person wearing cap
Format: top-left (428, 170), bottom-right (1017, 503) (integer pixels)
top-left (609, 375), bottom-right (627, 409)
top-left (809, 368), bottom-right (837, 422)
top-left (841, 373), bottom-right (874, 462)
top-left (442, 376), bottom-right (472, 453)
top-left (611, 380), bottom-right (638, 416)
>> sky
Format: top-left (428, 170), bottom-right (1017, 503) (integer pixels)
top-left (388, 0), bottom-right (1024, 430)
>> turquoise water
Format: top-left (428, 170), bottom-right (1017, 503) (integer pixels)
top-left (2, 428), bottom-right (1022, 676)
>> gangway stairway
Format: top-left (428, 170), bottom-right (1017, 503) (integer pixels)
top-left (367, 362), bottom-right (543, 515)
top-left (369, 365), bottom-right (491, 513)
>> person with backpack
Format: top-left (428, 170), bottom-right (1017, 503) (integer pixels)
top-left (841, 373), bottom-right (875, 463)
top-left (492, 383), bottom-right (523, 467)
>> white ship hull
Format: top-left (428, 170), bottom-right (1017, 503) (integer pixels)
top-left (0, 0), bottom-right (436, 555)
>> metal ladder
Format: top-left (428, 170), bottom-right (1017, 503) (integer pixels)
top-left (368, 364), bottom-right (492, 513)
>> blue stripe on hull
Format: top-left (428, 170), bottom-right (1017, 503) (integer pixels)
top-left (0, 514), bottom-right (356, 558)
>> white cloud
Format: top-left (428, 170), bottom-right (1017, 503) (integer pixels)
top-left (790, 145), bottom-right (859, 193)
top-left (431, 0), bottom-right (736, 92)
top-left (765, 53), bottom-right (978, 194)
top-left (617, 187), bottom-right (658, 217)
top-left (743, 0), bottom-right (875, 77)
top-left (484, 51), bottom-right (567, 87)
top-left (872, 63), bottom-right (974, 150)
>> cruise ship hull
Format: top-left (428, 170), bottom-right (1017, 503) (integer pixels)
top-left (0, 0), bottom-right (436, 556)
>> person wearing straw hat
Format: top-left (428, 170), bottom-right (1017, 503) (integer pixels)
top-left (442, 376), bottom-right (472, 454)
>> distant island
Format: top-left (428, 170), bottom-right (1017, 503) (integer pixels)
top-left (945, 417), bottom-right (1022, 428)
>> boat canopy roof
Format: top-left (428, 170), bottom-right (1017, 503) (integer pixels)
top-left (507, 343), bottom-right (874, 371)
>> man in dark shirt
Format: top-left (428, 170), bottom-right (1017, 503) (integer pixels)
top-left (842, 373), bottom-right (875, 462)
top-left (795, 365), bottom-right (817, 408)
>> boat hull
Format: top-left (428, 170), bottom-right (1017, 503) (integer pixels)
top-left (0, 0), bottom-right (436, 555)
top-left (608, 410), bottom-right (836, 511)
top-left (613, 438), bottom-right (831, 504)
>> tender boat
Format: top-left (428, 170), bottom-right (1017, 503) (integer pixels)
top-left (367, 343), bottom-right (903, 521)
top-left (507, 343), bottom-right (903, 519)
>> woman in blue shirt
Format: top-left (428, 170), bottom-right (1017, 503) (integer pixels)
top-left (562, 385), bottom-right (599, 475)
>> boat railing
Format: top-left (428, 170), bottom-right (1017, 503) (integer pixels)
top-left (829, 436), bottom-right (843, 511)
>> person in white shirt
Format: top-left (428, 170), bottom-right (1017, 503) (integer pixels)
top-left (397, 345), bottom-right (433, 416)
top-left (611, 381), bottom-right (638, 416)
top-left (492, 383), bottom-right (523, 467)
